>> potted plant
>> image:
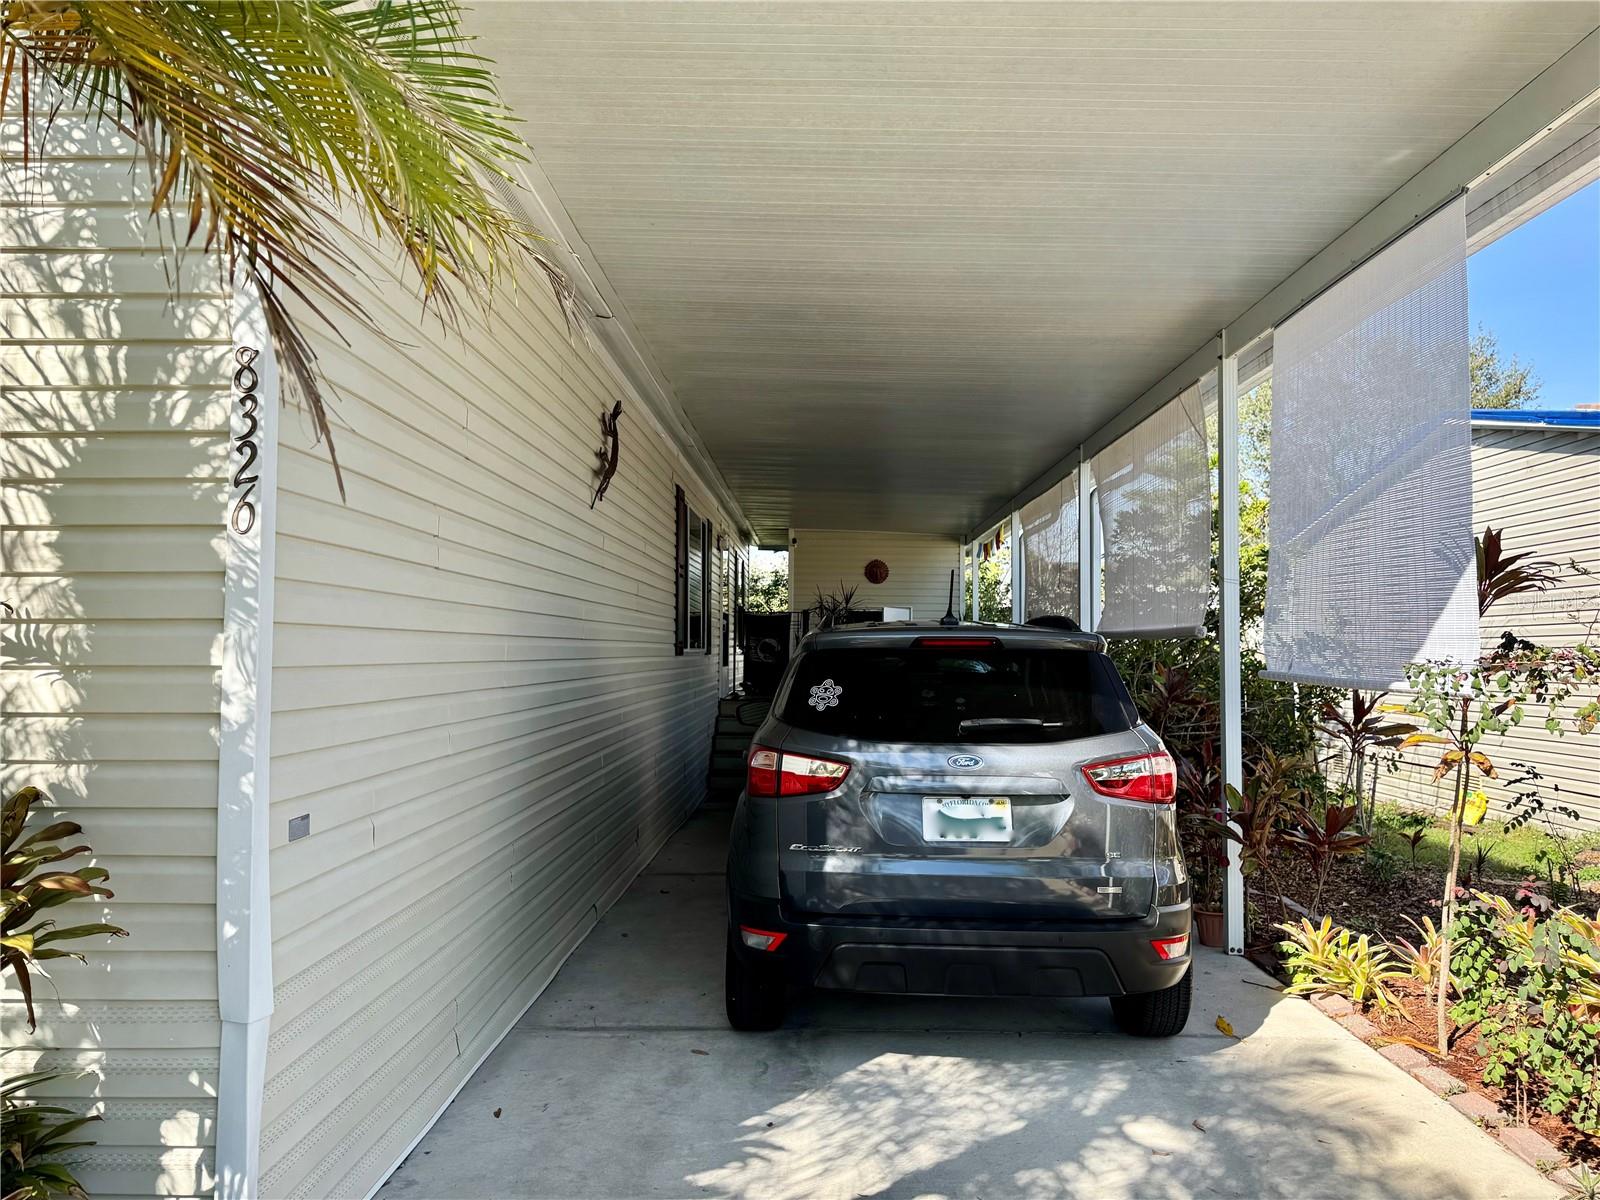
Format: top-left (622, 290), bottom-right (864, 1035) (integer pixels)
top-left (1183, 812), bottom-right (1228, 948)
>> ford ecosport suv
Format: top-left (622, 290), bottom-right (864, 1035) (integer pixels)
top-left (725, 621), bottom-right (1192, 1036)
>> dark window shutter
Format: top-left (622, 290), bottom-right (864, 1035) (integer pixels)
top-left (673, 485), bottom-right (687, 655)
top-left (701, 519), bottom-right (712, 655)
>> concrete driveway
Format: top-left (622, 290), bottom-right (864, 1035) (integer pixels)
top-left (379, 803), bottom-right (1559, 1200)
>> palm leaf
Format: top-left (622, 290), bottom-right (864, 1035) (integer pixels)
top-left (2, 0), bottom-right (566, 495)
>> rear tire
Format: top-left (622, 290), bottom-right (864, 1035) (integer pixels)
top-left (1110, 965), bottom-right (1192, 1037)
top-left (725, 935), bottom-right (787, 1031)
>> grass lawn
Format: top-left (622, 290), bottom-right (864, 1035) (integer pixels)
top-left (1370, 803), bottom-right (1600, 888)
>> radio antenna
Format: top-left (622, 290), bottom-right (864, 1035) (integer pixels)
top-left (940, 569), bottom-right (960, 626)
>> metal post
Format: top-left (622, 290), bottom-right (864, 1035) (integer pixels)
top-left (1010, 510), bottom-right (1023, 622)
top-left (1076, 447), bottom-right (1093, 630)
top-left (953, 544), bottom-right (966, 620)
top-left (970, 538), bottom-right (982, 621)
top-left (1217, 336), bottom-right (1245, 956)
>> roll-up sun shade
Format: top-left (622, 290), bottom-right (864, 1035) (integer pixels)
top-left (1092, 382), bottom-right (1211, 638)
top-left (1264, 196), bottom-right (1475, 689)
top-left (1019, 471), bottom-right (1079, 622)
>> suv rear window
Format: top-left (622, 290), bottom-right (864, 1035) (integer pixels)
top-left (778, 643), bottom-right (1139, 743)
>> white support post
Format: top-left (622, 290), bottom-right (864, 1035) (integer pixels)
top-left (970, 539), bottom-right (981, 620)
top-left (1076, 448), bottom-right (1094, 630)
top-left (956, 541), bottom-right (965, 619)
top-left (1010, 511), bottom-right (1023, 622)
top-left (1217, 337), bottom-right (1246, 956)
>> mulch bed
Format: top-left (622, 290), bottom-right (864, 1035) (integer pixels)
top-left (1368, 978), bottom-right (1600, 1169)
top-left (1243, 849), bottom-right (1526, 944)
top-left (1242, 849), bottom-right (1599, 1174)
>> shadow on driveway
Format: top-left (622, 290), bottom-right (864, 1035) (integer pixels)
top-left (379, 803), bottom-right (1557, 1200)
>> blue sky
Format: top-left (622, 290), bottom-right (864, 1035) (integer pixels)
top-left (1468, 180), bottom-right (1599, 410)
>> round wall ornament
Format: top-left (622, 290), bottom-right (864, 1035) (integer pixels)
top-left (864, 559), bottom-right (889, 585)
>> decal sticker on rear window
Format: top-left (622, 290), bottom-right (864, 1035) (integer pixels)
top-left (808, 678), bottom-right (843, 711)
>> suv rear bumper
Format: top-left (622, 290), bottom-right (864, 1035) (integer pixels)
top-left (729, 893), bottom-right (1191, 998)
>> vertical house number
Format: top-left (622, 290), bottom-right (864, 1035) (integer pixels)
top-left (231, 345), bottom-right (261, 535)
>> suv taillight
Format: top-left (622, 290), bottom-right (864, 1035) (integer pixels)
top-left (1081, 751), bottom-right (1177, 803)
top-left (747, 746), bottom-right (851, 798)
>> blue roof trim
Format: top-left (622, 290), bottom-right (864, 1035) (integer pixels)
top-left (1471, 409), bottom-right (1600, 428)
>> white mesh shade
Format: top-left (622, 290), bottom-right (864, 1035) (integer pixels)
top-left (1264, 197), bottom-right (1475, 689)
top-left (1091, 383), bottom-right (1211, 637)
top-left (1019, 473), bottom-right (1079, 621)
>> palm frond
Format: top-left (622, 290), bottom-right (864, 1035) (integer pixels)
top-left (2, 0), bottom-right (565, 495)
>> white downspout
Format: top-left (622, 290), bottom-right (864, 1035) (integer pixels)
top-left (215, 275), bottom-right (279, 1197)
top-left (1216, 338), bottom-right (1246, 956)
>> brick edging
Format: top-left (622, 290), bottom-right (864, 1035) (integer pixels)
top-left (1304, 992), bottom-right (1580, 1192)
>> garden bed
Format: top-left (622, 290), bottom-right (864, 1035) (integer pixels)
top-left (1245, 838), bottom-right (1600, 1179)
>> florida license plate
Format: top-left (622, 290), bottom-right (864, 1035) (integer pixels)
top-left (922, 796), bottom-right (1013, 842)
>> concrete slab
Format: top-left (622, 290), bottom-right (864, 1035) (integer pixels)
top-left (379, 805), bottom-right (1561, 1200)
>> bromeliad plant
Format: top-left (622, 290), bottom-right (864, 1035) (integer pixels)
top-left (2, 786), bottom-right (128, 1200)
top-left (1, 0), bottom-right (569, 494)
top-left (1277, 915), bottom-right (1404, 1011)
top-left (3, 786), bottom-right (126, 1028)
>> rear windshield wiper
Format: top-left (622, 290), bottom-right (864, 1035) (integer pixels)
top-left (958, 717), bottom-right (1061, 732)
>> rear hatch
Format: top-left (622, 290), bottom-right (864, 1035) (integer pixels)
top-left (764, 634), bottom-right (1168, 922)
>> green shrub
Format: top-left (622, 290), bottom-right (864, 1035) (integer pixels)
top-left (1450, 891), bottom-right (1600, 1132)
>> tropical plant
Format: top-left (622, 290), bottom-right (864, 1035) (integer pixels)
top-left (1388, 914), bottom-right (1447, 990)
top-left (2, 786), bottom-right (127, 1200)
top-left (1277, 916), bottom-right (1404, 1011)
top-left (1278, 802), bottom-right (1369, 916)
top-left (1477, 525), bottom-right (1561, 619)
top-left (807, 583), bottom-right (860, 631)
top-left (1385, 525), bottom-right (1600, 1054)
top-left (1318, 690), bottom-right (1409, 833)
top-left (1449, 891), bottom-right (1600, 1132)
top-left (1, 1067), bottom-right (100, 1200)
top-left (3, 787), bottom-right (126, 1029)
top-left (1, 0), bottom-right (565, 493)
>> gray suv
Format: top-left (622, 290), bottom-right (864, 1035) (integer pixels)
top-left (725, 621), bottom-right (1192, 1036)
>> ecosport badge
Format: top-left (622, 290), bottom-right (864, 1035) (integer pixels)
top-left (947, 754), bottom-right (983, 769)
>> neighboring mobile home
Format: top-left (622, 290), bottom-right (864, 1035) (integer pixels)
top-left (1369, 411), bottom-right (1600, 829)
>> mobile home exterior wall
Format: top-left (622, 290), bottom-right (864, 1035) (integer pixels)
top-left (4, 106), bottom-right (747, 1200)
top-left (258, 236), bottom-right (745, 1198)
top-left (3, 106), bottom-right (227, 1198)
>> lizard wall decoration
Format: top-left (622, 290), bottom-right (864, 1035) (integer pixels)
top-left (591, 400), bottom-right (623, 509)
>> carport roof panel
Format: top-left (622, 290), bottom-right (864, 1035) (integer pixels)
top-left (478, 2), bottom-right (1600, 541)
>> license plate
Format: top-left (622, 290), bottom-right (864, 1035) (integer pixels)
top-left (922, 796), bottom-right (1012, 843)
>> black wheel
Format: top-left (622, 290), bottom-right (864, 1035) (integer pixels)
top-left (1110, 966), bottom-right (1192, 1037)
top-left (725, 934), bottom-right (787, 1031)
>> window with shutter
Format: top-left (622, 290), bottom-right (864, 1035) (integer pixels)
top-left (674, 485), bottom-right (688, 655)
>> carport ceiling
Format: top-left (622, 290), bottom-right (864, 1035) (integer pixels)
top-left (477, 2), bottom-right (1599, 542)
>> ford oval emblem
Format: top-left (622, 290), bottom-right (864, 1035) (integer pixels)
top-left (947, 754), bottom-right (983, 770)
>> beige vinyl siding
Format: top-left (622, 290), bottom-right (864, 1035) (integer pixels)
top-left (2, 110), bottom-right (225, 1199)
top-left (260, 232), bottom-right (741, 1199)
top-left (1372, 425), bottom-right (1600, 829)
top-left (789, 529), bottom-right (962, 624)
